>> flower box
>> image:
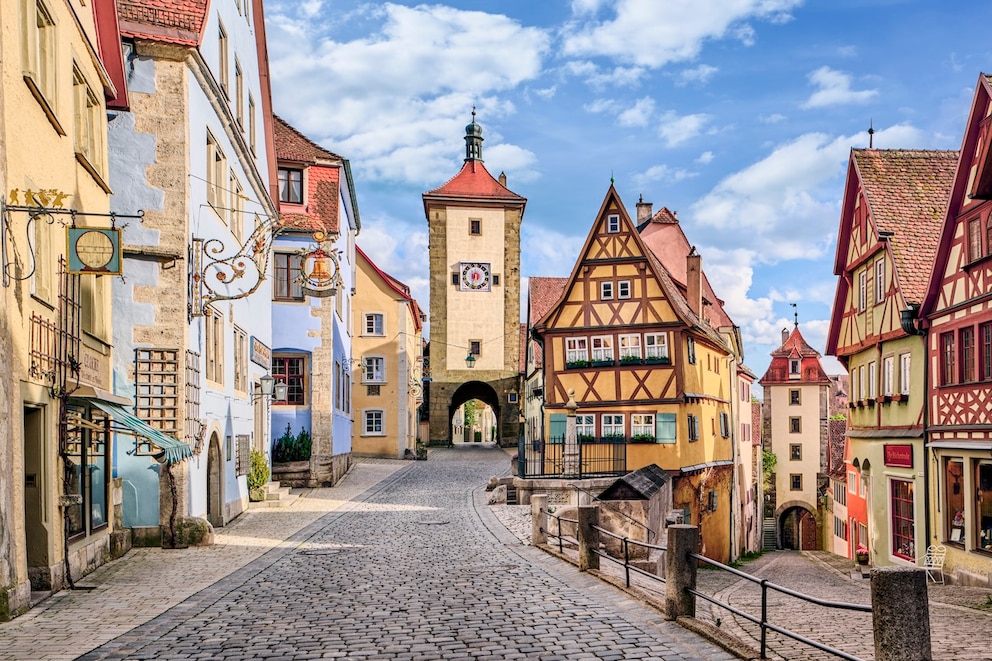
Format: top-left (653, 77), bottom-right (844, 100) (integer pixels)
top-left (630, 434), bottom-right (656, 443)
top-left (566, 360), bottom-right (591, 369)
top-left (643, 357), bottom-right (670, 365)
top-left (619, 356), bottom-right (642, 365)
top-left (590, 359), bottom-right (615, 368)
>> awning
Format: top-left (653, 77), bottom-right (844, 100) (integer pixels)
top-left (90, 401), bottom-right (193, 465)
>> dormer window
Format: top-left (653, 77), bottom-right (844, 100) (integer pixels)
top-left (278, 167), bottom-right (303, 204)
top-left (789, 359), bottom-right (800, 378)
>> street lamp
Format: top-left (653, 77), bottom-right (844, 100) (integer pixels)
top-left (253, 373), bottom-right (288, 402)
top-left (465, 352), bottom-right (477, 369)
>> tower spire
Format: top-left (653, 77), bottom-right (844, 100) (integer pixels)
top-left (464, 107), bottom-right (484, 162)
top-left (791, 302), bottom-right (798, 327)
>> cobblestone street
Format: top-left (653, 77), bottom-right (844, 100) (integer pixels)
top-left (0, 448), bottom-right (734, 660)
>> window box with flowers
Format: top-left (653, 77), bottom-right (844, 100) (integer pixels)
top-left (620, 355), bottom-right (642, 366)
top-left (577, 434), bottom-right (596, 444)
top-left (602, 433), bottom-right (626, 443)
top-left (644, 356), bottom-right (670, 365)
top-left (856, 546), bottom-right (869, 565)
top-left (630, 433), bottom-right (656, 443)
top-left (566, 359), bottom-right (591, 369)
top-left (590, 359), bottom-right (615, 368)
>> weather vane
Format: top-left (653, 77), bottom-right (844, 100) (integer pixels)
top-left (790, 303), bottom-right (798, 326)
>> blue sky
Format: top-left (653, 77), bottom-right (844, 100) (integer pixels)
top-left (263, 0), bottom-right (991, 381)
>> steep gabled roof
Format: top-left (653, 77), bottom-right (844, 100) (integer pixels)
top-left (423, 160), bottom-right (526, 203)
top-left (117, 0), bottom-right (209, 46)
top-left (356, 246), bottom-right (423, 333)
top-left (273, 115), bottom-right (342, 164)
top-left (526, 277), bottom-right (568, 372)
top-left (760, 325), bottom-right (831, 385)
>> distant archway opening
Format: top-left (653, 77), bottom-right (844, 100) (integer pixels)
top-left (778, 504), bottom-right (817, 550)
top-left (448, 381), bottom-right (501, 446)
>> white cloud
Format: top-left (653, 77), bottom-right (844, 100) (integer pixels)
top-left (760, 113), bottom-right (787, 124)
top-left (562, 0), bottom-right (802, 68)
top-left (585, 98), bottom-right (621, 114)
top-left (521, 225), bottom-right (586, 280)
top-left (734, 23), bottom-right (756, 46)
top-left (358, 218), bottom-right (430, 317)
top-left (566, 61), bottom-right (647, 88)
top-left (695, 151), bottom-right (714, 164)
top-left (485, 144), bottom-right (541, 184)
top-left (802, 66), bottom-right (878, 109)
top-left (632, 164), bottom-right (696, 188)
top-left (266, 3), bottom-right (550, 185)
top-left (618, 97), bottom-right (656, 126)
top-left (658, 111), bottom-right (711, 147)
top-left (677, 64), bottom-right (718, 86)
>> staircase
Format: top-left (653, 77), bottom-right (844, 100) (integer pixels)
top-left (249, 481), bottom-right (299, 508)
top-left (506, 484), bottom-right (518, 505)
top-left (763, 519), bottom-right (777, 551)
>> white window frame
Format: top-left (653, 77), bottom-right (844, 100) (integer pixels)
top-left (617, 280), bottom-right (631, 299)
top-left (229, 171), bottom-right (243, 240)
top-left (363, 356), bottom-right (385, 383)
top-left (631, 413), bottom-right (654, 438)
top-left (882, 356), bottom-right (894, 396)
top-left (875, 259), bottom-right (885, 304)
top-left (607, 214), bottom-right (620, 233)
top-left (590, 336), bottom-right (614, 362)
top-left (206, 130), bottom-right (226, 210)
top-left (364, 312), bottom-right (385, 336)
top-left (363, 409), bottom-right (385, 436)
top-left (858, 270), bottom-right (867, 312)
top-left (619, 334), bottom-right (641, 359)
top-left (601, 281), bottom-right (614, 300)
top-left (602, 414), bottom-right (624, 438)
top-left (900, 353), bottom-right (911, 395)
top-left (645, 333), bottom-right (669, 360)
top-left (576, 414), bottom-right (595, 439)
top-left (849, 471), bottom-right (858, 494)
top-left (868, 361), bottom-right (877, 398)
top-left (859, 365), bottom-right (865, 401)
top-left (565, 337), bottom-right (588, 363)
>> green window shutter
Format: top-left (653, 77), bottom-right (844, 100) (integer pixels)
top-left (656, 413), bottom-right (677, 444)
top-left (550, 413), bottom-right (566, 444)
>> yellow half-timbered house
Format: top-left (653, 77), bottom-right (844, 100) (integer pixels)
top-left (533, 186), bottom-right (736, 561)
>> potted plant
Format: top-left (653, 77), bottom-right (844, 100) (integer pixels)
top-left (620, 355), bottom-right (642, 365)
top-left (855, 546), bottom-right (869, 565)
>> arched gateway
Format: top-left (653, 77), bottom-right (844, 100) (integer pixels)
top-left (422, 113), bottom-right (525, 447)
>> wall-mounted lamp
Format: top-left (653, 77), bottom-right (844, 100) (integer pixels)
top-left (253, 373), bottom-right (288, 402)
top-left (465, 353), bottom-right (477, 369)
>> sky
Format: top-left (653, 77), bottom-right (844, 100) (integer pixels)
top-left (263, 0), bottom-right (992, 382)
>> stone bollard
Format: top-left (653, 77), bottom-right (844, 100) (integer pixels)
top-left (870, 567), bottom-right (932, 661)
top-left (577, 505), bottom-right (600, 571)
top-left (531, 494), bottom-right (548, 546)
top-left (665, 525), bottom-right (698, 620)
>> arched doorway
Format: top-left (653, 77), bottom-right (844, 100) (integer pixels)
top-left (207, 432), bottom-right (224, 528)
top-left (448, 381), bottom-right (501, 446)
top-left (778, 504), bottom-right (817, 550)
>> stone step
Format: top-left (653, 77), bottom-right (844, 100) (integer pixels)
top-left (250, 492), bottom-right (299, 509)
top-left (265, 486), bottom-right (293, 501)
top-left (506, 486), bottom-right (518, 505)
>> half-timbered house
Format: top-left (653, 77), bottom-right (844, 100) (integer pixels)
top-left (826, 148), bottom-right (957, 566)
top-left (532, 186), bottom-right (736, 561)
top-left (920, 74), bottom-right (992, 584)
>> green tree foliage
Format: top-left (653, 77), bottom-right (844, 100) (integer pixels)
top-left (272, 423), bottom-right (312, 463)
top-left (247, 449), bottom-right (270, 490)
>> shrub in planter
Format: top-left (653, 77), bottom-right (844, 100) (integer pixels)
top-left (248, 449), bottom-right (270, 502)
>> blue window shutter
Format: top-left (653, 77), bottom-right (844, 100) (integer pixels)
top-left (656, 413), bottom-right (677, 444)
top-left (550, 413), bottom-right (566, 443)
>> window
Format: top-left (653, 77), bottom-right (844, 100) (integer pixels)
top-left (645, 333), bottom-right (668, 360)
top-left (719, 411), bottom-right (730, 438)
top-left (882, 356), bottom-right (894, 396)
top-left (789, 417), bottom-right (801, 433)
top-left (834, 516), bottom-right (849, 541)
top-left (656, 413), bottom-right (677, 444)
top-left (607, 214), bottom-right (620, 233)
top-left (229, 172), bottom-right (243, 240)
top-left (687, 414), bottom-right (699, 441)
top-left (451, 273), bottom-right (459, 286)
top-left (618, 281), bottom-right (631, 299)
top-left (248, 94), bottom-right (256, 154)
top-left (891, 479), bottom-right (915, 560)
top-left (218, 22), bottom-right (229, 98)
top-left (848, 471), bottom-right (858, 494)
top-left (790, 443), bottom-right (802, 460)
top-left (80, 272), bottom-right (108, 341)
top-left (900, 353), bottom-right (912, 395)
top-left (686, 337), bottom-right (696, 364)
top-left (874, 259), bottom-right (885, 304)
top-left (273, 253), bottom-right (304, 300)
top-left (363, 356), bottom-right (385, 383)
top-left (278, 167), bottom-right (303, 204)
top-left (868, 361), bottom-right (877, 398)
top-left (469, 219), bottom-right (481, 235)
top-left (134, 349), bottom-right (181, 436)
top-left (364, 313), bottom-right (384, 336)
top-left (941, 332), bottom-right (956, 386)
top-left (236, 434), bottom-right (250, 476)
top-left (233, 326), bottom-right (247, 392)
top-left (601, 282), bottom-right (614, 300)
top-left (63, 404), bottom-right (109, 538)
top-left (576, 414), bottom-right (595, 440)
top-left (858, 270), bottom-right (867, 311)
top-left (631, 413), bottom-right (654, 439)
top-left (602, 414), bottom-right (624, 439)
top-left (976, 463), bottom-right (992, 551)
top-left (790, 474), bottom-right (802, 491)
top-left (833, 479), bottom-right (847, 506)
top-left (982, 323), bottom-right (992, 381)
top-left (789, 389), bottom-right (800, 405)
top-left (618, 334), bottom-right (641, 359)
top-left (73, 66), bottom-right (105, 180)
top-left (961, 326), bottom-right (975, 383)
top-left (590, 336), bottom-right (614, 362)
top-left (945, 459), bottom-right (964, 544)
top-left (364, 410), bottom-right (384, 435)
top-left (565, 337), bottom-right (588, 363)
top-left (367, 384), bottom-right (380, 396)
top-left (23, 0), bottom-right (59, 128)
top-left (469, 340), bottom-right (481, 356)
top-left (859, 365), bottom-right (865, 401)
top-left (272, 354), bottom-right (306, 404)
top-left (789, 359), bottom-right (800, 377)
top-left (234, 59), bottom-right (244, 126)
top-left (204, 307), bottom-right (224, 384)
top-left (206, 131), bottom-right (226, 209)
top-left (492, 274), bottom-right (500, 286)
top-left (969, 218), bottom-right (982, 262)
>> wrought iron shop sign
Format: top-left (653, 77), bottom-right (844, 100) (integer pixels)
top-left (250, 336), bottom-right (271, 369)
top-left (67, 227), bottom-right (122, 275)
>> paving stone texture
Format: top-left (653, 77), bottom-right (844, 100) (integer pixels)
top-left (1, 449), bottom-right (735, 660)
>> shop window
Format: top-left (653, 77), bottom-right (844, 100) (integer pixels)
top-left (64, 404), bottom-right (109, 539)
top-left (946, 459), bottom-right (964, 544)
top-left (891, 479), bottom-right (915, 560)
top-left (977, 463), bottom-right (992, 552)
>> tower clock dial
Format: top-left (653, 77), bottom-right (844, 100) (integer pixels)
top-left (460, 262), bottom-right (490, 291)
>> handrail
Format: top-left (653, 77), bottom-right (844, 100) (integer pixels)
top-left (567, 483), bottom-right (657, 541)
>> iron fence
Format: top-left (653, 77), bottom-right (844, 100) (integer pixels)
top-left (517, 436), bottom-right (626, 478)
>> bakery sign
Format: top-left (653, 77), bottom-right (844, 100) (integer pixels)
top-left (883, 444), bottom-right (913, 468)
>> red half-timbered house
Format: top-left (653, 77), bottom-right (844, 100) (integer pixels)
top-left (532, 186), bottom-right (736, 561)
top-left (921, 74), bottom-right (992, 584)
top-left (827, 148), bottom-right (957, 566)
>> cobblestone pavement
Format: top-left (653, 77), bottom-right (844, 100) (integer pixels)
top-left (489, 505), bottom-right (992, 661)
top-left (2, 448), bottom-right (738, 660)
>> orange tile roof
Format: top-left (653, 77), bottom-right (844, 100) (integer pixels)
top-left (760, 325), bottom-right (831, 384)
top-left (117, 0), bottom-right (208, 46)
top-left (527, 277), bottom-right (568, 371)
top-left (424, 160), bottom-right (526, 201)
top-left (853, 149), bottom-right (957, 305)
top-left (273, 115), bottom-right (342, 164)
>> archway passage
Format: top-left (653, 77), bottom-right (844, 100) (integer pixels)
top-left (448, 381), bottom-right (501, 446)
top-left (779, 505), bottom-right (817, 550)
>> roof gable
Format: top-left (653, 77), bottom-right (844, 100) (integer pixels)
top-left (760, 325), bottom-right (832, 385)
top-left (273, 115), bottom-right (342, 164)
top-left (117, 0), bottom-right (209, 46)
top-left (423, 160), bottom-right (526, 203)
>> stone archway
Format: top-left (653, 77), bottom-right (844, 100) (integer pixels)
top-left (448, 381), bottom-right (501, 446)
top-left (776, 501), bottom-right (817, 550)
top-left (206, 432), bottom-right (224, 528)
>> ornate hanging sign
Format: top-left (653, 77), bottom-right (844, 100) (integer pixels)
top-left (67, 227), bottom-right (122, 275)
top-left (298, 230), bottom-right (343, 298)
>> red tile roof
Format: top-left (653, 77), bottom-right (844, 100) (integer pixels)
top-left (356, 246), bottom-right (423, 333)
top-left (273, 115), bottom-right (342, 164)
top-left (853, 149), bottom-right (958, 305)
top-left (424, 160), bottom-right (526, 202)
top-left (117, 0), bottom-right (208, 46)
top-left (527, 277), bottom-right (568, 371)
top-left (760, 325), bottom-right (832, 385)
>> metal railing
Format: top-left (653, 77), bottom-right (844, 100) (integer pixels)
top-left (569, 483), bottom-right (657, 541)
top-left (591, 524), bottom-right (667, 589)
top-left (517, 436), bottom-right (626, 478)
top-left (545, 511), bottom-right (578, 554)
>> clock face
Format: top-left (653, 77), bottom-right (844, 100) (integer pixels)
top-left (460, 262), bottom-right (490, 291)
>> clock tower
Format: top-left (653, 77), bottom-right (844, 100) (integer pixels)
top-left (422, 112), bottom-right (526, 446)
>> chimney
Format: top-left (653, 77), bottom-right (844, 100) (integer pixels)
top-left (636, 195), bottom-right (653, 225)
top-left (687, 247), bottom-right (702, 317)
top-left (498, 172), bottom-right (507, 187)
top-left (781, 328), bottom-right (789, 345)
